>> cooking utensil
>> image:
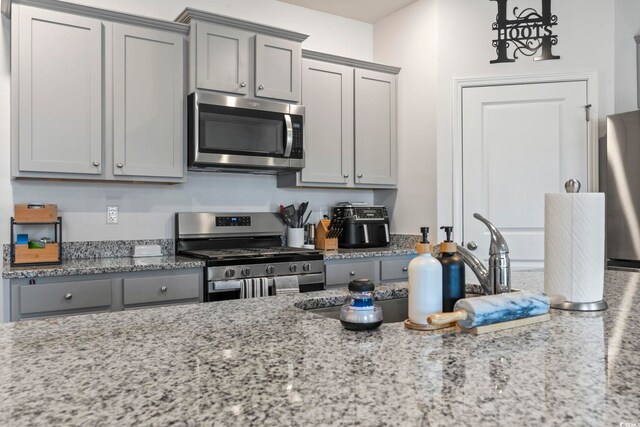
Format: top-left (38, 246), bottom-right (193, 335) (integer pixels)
top-left (285, 204), bottom-right (296, 228)
top-left (298, 202), bottom-right (309, 227)
top-left (427, 291), bottom-right (561, 334)
top-left (280, 205), bottom-right (293, 227)
top-left (302, 210), bottom-right (312, 227)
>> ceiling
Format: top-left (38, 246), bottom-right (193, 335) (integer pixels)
top-left (277, 0), bottom-right (418, 23)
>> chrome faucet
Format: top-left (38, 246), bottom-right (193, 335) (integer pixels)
top-left (435, 213), bottom-right (511, 295)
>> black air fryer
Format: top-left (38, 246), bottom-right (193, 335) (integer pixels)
top-left (331, 203), bottom-right (390, 249)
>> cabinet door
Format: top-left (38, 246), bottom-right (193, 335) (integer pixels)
top-left (195, 22), bottom-right (249, 95)
top-left (354, 69), bottom-right (397, 186)
top-left (113, 24), bottom-right (184, 178)
top-left (255, 34), bottom-right (301, 102)
top-left (300, 60), bottom-right (354, 185)
top-left (17, 6), bottom-right (103, 175)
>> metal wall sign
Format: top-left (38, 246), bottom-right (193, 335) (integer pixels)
top-left (490, 0), bottom-right (559, 63)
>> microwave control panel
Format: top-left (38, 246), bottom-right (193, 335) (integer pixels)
top-left (290, 115), bottom-right (303, 159)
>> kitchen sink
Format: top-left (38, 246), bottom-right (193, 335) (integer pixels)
top-left (307, 298), bottom-right (409, 324)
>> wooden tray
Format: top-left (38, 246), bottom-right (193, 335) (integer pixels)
top-left (13, 243), bottom-right (60, 264)
top-left (14, 204), bottom-right (58, 223)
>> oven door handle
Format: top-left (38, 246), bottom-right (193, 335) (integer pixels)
top-left (284, 114), bottom-right (293, 158)
top-left (362, 224), bottom-right (369, 244)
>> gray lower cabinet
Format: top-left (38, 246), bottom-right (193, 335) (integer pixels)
top-left (277, 51), bottom-right (400, 190)
top-left (123, 272), bottom-right (200, 307)
top-left (325, 254), bottom-right (415, 287)
top-left (8, 268), bottom-right (203, 321)
top-left (11, 3), bottom-right (188, 183)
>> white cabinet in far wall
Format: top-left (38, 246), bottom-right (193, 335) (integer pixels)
top-left (277, 51), bottom-right (400, 189)
top-left (10, 2), bottom-right (189, 183)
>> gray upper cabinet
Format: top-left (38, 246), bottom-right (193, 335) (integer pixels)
top-left (10, 2), bottom-right (189, 183)
top-left (16, 6), bottom-right (103, 175)
top-left (299, 59), bottom-right (354, 185)
top-left (176, 8), bottom-right (307, 103)
top-left (113, 24), bottom-right (184, 178)
top-left (195, 22), bottom-right (249, 95)
top-left (354, 69), bottom-right (397, 186)
top-left (255, 34), bottom-right (301, 102)
top-left (278, 51), bottom-right (399, 190)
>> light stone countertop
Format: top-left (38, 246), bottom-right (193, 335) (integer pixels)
top-left (1, 256), bottom-right (205, 279)
top-left (0, 270), bottom-right (639, 426)
top-left (322, 246), bottom-right (417, 260)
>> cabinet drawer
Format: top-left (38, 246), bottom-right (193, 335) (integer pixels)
top-left (380, 258), bottom-right (413, 282)
top-left (325, 261), bottom-right (377, 286)
top-left (123, 273), bottom-right (200, 305)
top-left (20, 279), bottom-right (112, 315)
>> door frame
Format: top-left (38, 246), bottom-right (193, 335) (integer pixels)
top-left (452, 71), bottom-right (599, 241)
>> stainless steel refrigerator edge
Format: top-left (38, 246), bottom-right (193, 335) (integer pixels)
top-left (605, 110), bottom-right (640, 267)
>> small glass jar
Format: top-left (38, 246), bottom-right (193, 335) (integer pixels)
top-left (339, 279), bottom-right (383, 330)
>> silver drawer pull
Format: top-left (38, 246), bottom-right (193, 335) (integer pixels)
top-left (402, 267), bottom-right (408, 272)
top-left (160, 286), bottom-right (168, 293)
top-left (350, 271), bottom-right (356, 276)
top-left (258, 84), bottom-right (264, 90)
top-left (92, 161), bottom-right (100, 167)
top-left (64, 293), bottom-right (72, 300)
top-left (240, 82), bottom-right (247, 88)
top-left (116, 163), bottom-right (124, 168)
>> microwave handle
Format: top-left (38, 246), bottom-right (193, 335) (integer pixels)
top-left (284, 114), bottom-right (293, 158)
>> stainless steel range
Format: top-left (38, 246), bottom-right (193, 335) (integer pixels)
top-left (175, 212), bottom-right (325, 302)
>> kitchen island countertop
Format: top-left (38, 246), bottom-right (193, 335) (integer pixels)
top-left (0, 270), bottom-right (638, 426)
top-left (322, 245), bottom-right (417, 260)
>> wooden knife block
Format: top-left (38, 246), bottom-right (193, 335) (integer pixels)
top-left (315, 220), bottom-right (338, 250)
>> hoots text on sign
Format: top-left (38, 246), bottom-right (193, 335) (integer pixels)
top-left (490, 0), bottom-right (560, 64)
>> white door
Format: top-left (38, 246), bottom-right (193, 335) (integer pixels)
top-left (462, 81), bottom-right (589, 269)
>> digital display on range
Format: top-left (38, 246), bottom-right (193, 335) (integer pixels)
top-left (216, 216), bottom-right (251, 227)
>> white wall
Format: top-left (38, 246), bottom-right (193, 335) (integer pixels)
top-left (0, 0), bottom-right (375, 244)
top-left (373, 0), bottom-right (438, 236)
top-left (614, 0), bottom-right (640, 113)
top-left (374, 0), bottom-right (619, 242)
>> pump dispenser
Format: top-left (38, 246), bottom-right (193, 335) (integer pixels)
top-left (407, 227), bottom-right (443, 325)
top-left (436, 226), bottom-right (466, 312)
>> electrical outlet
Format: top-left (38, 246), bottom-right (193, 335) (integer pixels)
top-left (107, 206), bottom-right (119, 224)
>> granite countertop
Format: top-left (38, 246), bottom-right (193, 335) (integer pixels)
top-left (1, 256), bottom-right (205, 279)
top-left (1, 270), bottom-right (638, 425)
top-left (323, 245), bottom-right (417, 260)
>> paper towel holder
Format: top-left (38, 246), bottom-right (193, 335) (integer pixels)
top-left (550, 179), bottom-right (608, 312)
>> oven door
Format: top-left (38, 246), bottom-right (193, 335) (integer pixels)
top-left (205, 272), bottom-right (325, 302)
top-left (188, 92), bottom-right (304, 172)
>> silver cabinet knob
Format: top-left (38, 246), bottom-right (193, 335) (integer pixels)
top-left (467, 241), bottom-right (478, 251)
top-left (160, 286), bottom-right (168, 293)
top-left (92, 161), bottom-right (100, 167)
top-left (402, 267), bottom-right (408, 272)
top-left (240, 82), bottom-right (247, 88)
top-left (357, 174), bottom-right (363, 179)
top-left (116, 163), bottom-right (124, 168)
top-left (64, 293), bottom-right (72, 300)
top-left (241, 267), bottom-right (251, 277)
top-left (258, 84), bottom-right (264, 90)
top-left (343, 174), bottom-right (349, 178)
top-left (350, 271), bottom-right (356, 276)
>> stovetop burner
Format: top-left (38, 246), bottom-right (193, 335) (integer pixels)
top-left (182, 246), bottom-right (321, 261)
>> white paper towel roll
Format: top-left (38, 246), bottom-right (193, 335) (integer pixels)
top-left (544, 193), bottom-right (605, 303)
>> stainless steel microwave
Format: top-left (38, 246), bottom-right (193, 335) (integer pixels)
top-left (188, 92), bottom-right (304, 173)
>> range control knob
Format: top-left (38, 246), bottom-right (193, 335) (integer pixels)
top-left (241, 267), bottom-right (251, 277)
top-left (289, 264), bottom-right (298, 273)
top-left (302, 263), bottom-right (311, 272)
top-left (266, 265), bottom-right (275, 275)
top-left (225, 269), bottom-right (235, 278)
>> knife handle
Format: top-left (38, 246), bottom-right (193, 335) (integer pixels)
top-left (428, 309), bottom-right (468, 326)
